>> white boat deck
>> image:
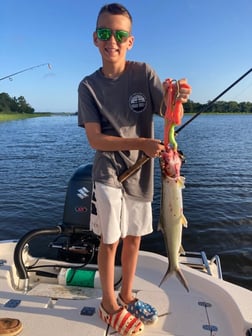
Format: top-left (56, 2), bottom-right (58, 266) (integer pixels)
top-left (1, 241), bottom-right (252, 336)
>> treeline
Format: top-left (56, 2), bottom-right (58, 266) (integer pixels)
top-left (0, 92), bottom-right (35, 114)
top-left (184, 100), bottom-right (252, 113)
top-left (1, 91), bottom-right (252, 114)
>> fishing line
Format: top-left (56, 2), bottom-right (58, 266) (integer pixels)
top-left (176, 67), bottom-right (252, 134)
top-left (225, 80), bottom-right (252, 102)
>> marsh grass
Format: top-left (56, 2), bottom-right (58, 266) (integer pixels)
top-left (0, 113), bottom-right (52, 122)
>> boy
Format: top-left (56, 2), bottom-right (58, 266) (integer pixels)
top-left (78, 3), bottom-right (190, 335)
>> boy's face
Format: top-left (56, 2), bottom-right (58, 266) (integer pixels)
top-left (93, 12), bottom-right (134, 64)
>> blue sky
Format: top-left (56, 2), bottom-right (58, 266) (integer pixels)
top-left (1, 0), bottom-right (251, 112)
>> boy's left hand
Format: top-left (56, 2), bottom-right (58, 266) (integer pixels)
top-left (163, 78), bottom-right (192, 104)
top-left (176, 78), bottom-right (191, 103)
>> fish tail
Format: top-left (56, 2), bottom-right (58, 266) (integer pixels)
top-left (159, 268), bottom-right (171, 287)
top-left (159, 267), bottom-right (189, 293)
top-left (175, 268), bottom-right (190, 292)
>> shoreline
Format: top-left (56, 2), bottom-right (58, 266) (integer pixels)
top-left (0, 112), bottom-right (251, 123)
top-left (0, 112), bottom-right (75, 123)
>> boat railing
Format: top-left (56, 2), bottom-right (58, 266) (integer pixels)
top-left (179, 251), bottom-right (223, 279)
top-left (209, 254), bottom-right (223, 279)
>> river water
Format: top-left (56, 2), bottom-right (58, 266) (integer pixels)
top-left (0, 114), bottom-right (251, 290)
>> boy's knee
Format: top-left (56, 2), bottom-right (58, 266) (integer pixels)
top-left (123, 235), bottom-right (141, 246)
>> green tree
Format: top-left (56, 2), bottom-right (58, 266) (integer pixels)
top-left (228, 101), bottom-right (239, 113)
top-left (15, 96), bottom-right (34, 113)
top-left (0, 92), bottom-right (17, 112)
top-left (0, 92), bottom-right (34, 113)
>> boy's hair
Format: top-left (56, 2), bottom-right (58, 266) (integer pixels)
top-left (96, 3), bottom-right (133, 27)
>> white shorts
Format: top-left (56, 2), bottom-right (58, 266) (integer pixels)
top-left (90, 182), bottom-right (153, 244)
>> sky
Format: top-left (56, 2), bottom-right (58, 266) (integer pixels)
top-left (1, 0), bottom-right (252, 112)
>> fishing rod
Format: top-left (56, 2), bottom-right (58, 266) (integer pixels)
top-left (0, 63), bottom-right (52, 82)
top-left (118, 67), bottom-right (252, 183)
top-left (176, 67), bottom-right (252, 134)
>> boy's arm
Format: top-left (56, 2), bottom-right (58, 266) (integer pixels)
top-left (84, 122), bottom-right (164, 158)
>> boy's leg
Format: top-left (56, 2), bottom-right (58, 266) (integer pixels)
top-left (98, 237), bottom-right (122, 314)
top-left (98, 237), bottom-right (145, 335)
top-left (120, 235), bottom-right (141, 302)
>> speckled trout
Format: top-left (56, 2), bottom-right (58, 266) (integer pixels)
top-left (158, 149), bottom-right (189, 292)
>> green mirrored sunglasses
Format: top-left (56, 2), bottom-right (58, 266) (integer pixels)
top-left (96, 28), bottom-right (130, 43)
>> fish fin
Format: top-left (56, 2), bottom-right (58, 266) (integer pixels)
top-left (157, 212), bottom-right (164, 231)
top-left (179, 245), bottom-right (185, 254)
top-left (177, 176), bottom-right (185, 188)
top-left (175, 268), bottom-right (189, 292)
top-left (157, 219), bottom-right (163, 231)
top-left (159, 266), bottom-right (189, 293)
top-left (182, 214), bottom-right (188, 228)
top-left (159, 267), bottom-right (171, 287)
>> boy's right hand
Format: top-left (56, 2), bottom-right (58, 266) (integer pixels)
top-left (142, 139), bottom-right (165, 158)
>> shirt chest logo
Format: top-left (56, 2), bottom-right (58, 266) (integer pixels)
top-left (129, 93), bottom-right (147, 113)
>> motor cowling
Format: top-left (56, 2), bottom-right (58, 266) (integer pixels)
top-left (63, 164), bottom-right (93, 229)
top-left (55, 163), bottom-right (99, 263)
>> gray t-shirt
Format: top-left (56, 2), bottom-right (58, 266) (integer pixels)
top-left (78, 61), bottom-right (164, 202)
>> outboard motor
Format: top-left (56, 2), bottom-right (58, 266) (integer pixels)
top-left (63, 163), bottom-right (93, 228)
top-left (50, 164), bottom-right (100, 263)
top-left (14, 164), bottom-right (122, 290)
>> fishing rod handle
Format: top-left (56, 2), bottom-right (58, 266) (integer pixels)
top-left (118, 155), bottom-right (150, 183)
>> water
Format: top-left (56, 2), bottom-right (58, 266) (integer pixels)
top-left (0, 114), bottom-right (251, 290)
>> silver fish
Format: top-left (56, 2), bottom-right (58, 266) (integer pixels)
top-left (158, 158), bottom-right (189, 292)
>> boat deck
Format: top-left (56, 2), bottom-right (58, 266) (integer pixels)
top-left (1, 241), bottom-right (252, 336)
